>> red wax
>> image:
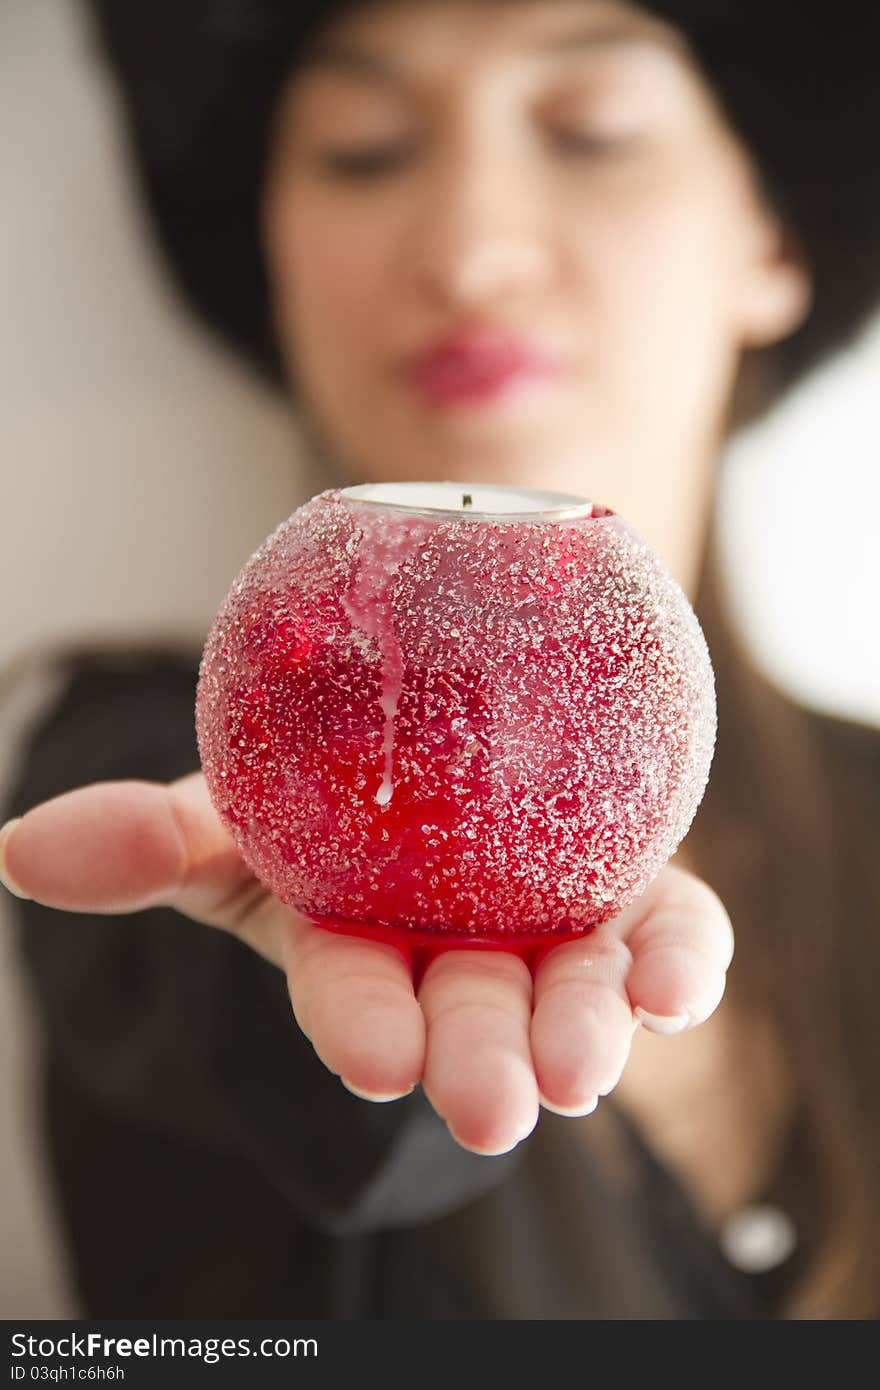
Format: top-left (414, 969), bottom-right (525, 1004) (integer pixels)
top-left (195, 487), bottom-right (716, 962)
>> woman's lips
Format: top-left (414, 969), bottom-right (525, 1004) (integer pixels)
top-left (403, 330), bottom-right (563, 407)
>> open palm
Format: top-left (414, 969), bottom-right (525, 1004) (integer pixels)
top-left (0, 770), bottom-right (733, 1155)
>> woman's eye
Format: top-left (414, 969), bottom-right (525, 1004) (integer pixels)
top-left (548, 128), bottom-right (638, 158)
top-left (314, 140), bottom-right (419, 179)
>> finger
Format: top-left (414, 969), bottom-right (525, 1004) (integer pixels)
top-left (616, 864), bottom-right (735, 1033)
top-left (284, 919), bottom-right (426, 1101)
top-left (0, 773), bottom-right (263, 935)
top-left (417, 950), bottom-right (539, 1155)
top-left (531, 923), bottom-right (638, 1116)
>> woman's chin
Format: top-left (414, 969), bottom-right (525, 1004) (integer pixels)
top-left (338, 383), bottom-right (603, 487)
top-left (378, 410), bottom-right (588, 480)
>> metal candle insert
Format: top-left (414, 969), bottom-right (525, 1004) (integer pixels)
top-left (339, 480), bottom-right (599, 523)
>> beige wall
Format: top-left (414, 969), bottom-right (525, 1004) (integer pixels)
top-left (1, 0), bottom-right (877, 1318)
top-left (0, 0), bottom-right (319, 1318)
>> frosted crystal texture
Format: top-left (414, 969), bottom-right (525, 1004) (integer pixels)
top-left (195, 488), bottom-right (716, 940)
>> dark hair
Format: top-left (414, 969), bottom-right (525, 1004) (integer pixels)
top-left (688, 540), bottom-right (880, 1319)
top-left (85, 0), bottom-right (880, 417)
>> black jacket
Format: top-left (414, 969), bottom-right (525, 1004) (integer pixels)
top-left (3, 646), bottom-right (866, 1318)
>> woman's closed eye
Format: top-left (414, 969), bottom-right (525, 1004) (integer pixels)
top-left (546, 126), bottom-right (643, 158)
top-left (313, 138), bottom-right (421, 179)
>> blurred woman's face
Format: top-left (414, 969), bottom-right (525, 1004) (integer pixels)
top-left (262, 0), bottom-right (809, 589)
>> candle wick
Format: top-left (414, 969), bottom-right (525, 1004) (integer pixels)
top-left (462, 493), bottom-right (473, 508)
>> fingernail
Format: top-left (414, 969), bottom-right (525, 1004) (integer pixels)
top-left (633, 1005), bottom-right (691, 1035)
top-left (340, 1077), bottom-right (414, 1103)
top-left (445, 1122), bottom-right (522, 1156)
top-left (0, 819), bottom-right (30, 901)
top-left (539, 1094), bottom-right (599, 1118)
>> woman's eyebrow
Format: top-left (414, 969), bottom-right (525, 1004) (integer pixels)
top-left (300, 23), bottom-right (687, 84)
top-left (299, 43), bottom-right (403, 84)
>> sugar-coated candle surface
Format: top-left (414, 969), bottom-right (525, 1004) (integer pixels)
top-left (195, 483), bottom-right (716, 950)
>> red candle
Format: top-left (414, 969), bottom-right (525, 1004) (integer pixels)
top-left (195, 482), bottom-right (715, 968)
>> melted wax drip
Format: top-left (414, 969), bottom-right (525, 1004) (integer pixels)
top-left (340, 509), bottom-right (434, 807)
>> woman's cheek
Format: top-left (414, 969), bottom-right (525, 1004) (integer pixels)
top-left (300, 220), bottom-right (391, 341)
top-left (600, 209), bottom-right (729, 364)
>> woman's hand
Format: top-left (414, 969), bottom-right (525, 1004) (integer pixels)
top-left (0, 771), bottom-right (733, 1155)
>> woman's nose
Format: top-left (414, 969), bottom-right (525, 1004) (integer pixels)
top-left (406, 145), bottom-right (556, 311)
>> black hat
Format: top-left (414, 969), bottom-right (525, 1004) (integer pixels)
top-left (86, 0), bottom-right (880, 410)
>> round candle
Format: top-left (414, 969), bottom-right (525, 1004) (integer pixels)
top-left (195, 482), bottom-right (716, 960)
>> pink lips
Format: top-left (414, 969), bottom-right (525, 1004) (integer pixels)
top-left (404, 329), bottom-right (562, 407)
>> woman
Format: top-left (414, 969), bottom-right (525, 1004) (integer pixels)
top-left (1, 0), bottom-right (879, 1318)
